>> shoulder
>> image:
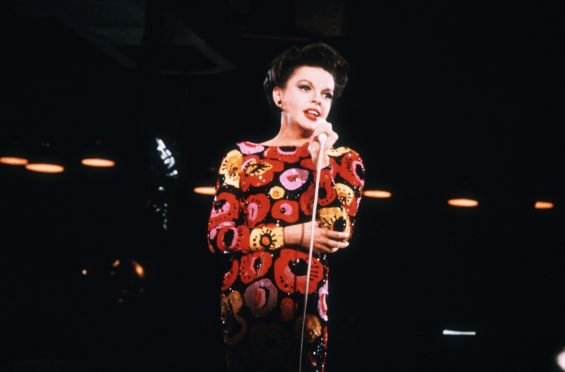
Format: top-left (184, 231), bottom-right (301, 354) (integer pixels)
top-left (328, 146), bottom-right (364, 162)
top-left (217, 140), bottom-right (261, 159)
top-left (217, 140), bottom-right (268, 166)
top-left (234, 141), bottom-right (267, 155)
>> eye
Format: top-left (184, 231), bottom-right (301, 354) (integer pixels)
top-left (299, 85), bottom-right (311, 92)
top-left (323, 92), bottom-right (334, 100)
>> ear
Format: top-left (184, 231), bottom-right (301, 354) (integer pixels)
top-left (272, 87), bottom-right (283, 108)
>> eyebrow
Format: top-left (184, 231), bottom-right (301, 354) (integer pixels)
top-left (297, 79), bottom-right (334, 92)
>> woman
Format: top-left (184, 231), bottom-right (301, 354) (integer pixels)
top-left (207, 42), bottom-right (365, 371)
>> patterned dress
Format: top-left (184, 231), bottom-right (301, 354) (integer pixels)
top-left (207, 141), bottom-right (365, 372)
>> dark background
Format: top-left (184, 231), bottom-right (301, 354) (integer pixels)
top-left (3, 1), bottom-right (565, 371)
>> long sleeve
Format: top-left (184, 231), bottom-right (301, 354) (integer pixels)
top-left (317, 147), bottom-right (365, 239)
top-left (207, 147), bottom-right (286, 254)
top-left (207, 148), bottom-right (249, 254)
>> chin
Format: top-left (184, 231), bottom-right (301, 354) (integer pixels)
top-left (297, 120), bottom-right (316, 132)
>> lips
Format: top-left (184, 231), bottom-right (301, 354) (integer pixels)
top-left (304, 112), bottom-right (318, 121)
top-left (303, 109), bottom-right (320, 122)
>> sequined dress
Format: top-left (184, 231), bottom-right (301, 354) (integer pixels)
top-left (207, 141), bottom-right (365, 372)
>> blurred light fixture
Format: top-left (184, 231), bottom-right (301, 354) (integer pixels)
top-left (1, 139), bottom-right (29, 166)
top-left (194, 186), bottom-right (215, 195)
top-left (442, 329), bottom-right (476, 336)
top-left (81, 269), bottom-right (88, 276)
top-left (363, 189), bottom-right (392, 199)
top-left (534, 201), bottom-right (554, 210)
top-left (82, 158), bottom-right (115, 167)
top-left (448, 198), bottom-right (479, 208)
top-left (132, 260), bottom-right (145, 279)
top-left (25, 141), bottom-right (65, 174)
top-left (557, 347), bottom-right (565, 371)
top-left (0, 157), bottom-right (28, 165)
top-left (26, 163), bottom-right (65, 173)
top-left (447, 179), bottom-right (480, 208)
top-left (81, 139), bottom-right (116, 168)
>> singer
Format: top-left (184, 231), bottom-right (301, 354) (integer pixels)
top-left (207, 42), bottom-right (365, 372)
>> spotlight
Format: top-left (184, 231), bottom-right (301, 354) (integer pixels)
top-left (442, 329), bottom-right (476, 336)
top-left (557, 347), bottom-right (565, 371)
top-left (25, 141), bottom-right (65, 174)
top-left (363, 189), bottom-right (392, 199)
top-left (534, 201), bottom-right (554, 210)
top-left (0, 157), bottom-right (28, 166)
top-left (448, 198), bottom-right (479, 208)
top-left (0, 139), bottom-right (29, 166)
top-left (81, 140), bottom-right (116, 168)
top-left (194, 186), bottom-right (215, 195)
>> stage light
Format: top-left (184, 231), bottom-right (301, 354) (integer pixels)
top-left (194, 186), bottom-right (215, 195)
top-left (81, 139), bottom-right (117, 168)
top-left (448, 198), bottom-right (479, 207)
top-left (442, 329), bottom-right (476, 336)
top-left (81, 158), bottom-right (115, 168)
top-left (25, 141), bottom-right (65, 174)
top-left (363, 189), bottom-right (392, 199)
top-left (0, 139), bottom-right (29, 166)
top-left (0, 157), bottom-right (28, 165)
top-left (132, 260), bottom-right (145, 279)
top-left (26, 163), bottom-right (65, 173)
top-left (557, 347), bottom-right (565, 371)
top-left (534, 201), bottom-right (554, 210)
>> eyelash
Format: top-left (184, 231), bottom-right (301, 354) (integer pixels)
top-left (299, 85), bottom-right (333, 99)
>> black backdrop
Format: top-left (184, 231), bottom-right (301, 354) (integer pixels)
top-left (3, 1), bottom-right (565, 371)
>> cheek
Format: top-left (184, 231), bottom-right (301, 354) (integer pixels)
top-left (322, 103), bottom-right (332, 117)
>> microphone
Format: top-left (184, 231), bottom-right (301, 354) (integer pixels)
top-left (317, 133), bottom-right (327, 145)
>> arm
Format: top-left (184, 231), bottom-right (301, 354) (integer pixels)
top-left (314, 147), bottom-right (365, 249)
top-left (207, 148), bottom-right (286, 254)
top-left (284, 147), bottom-right (365, 254)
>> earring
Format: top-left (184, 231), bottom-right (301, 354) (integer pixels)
top-left (278, 100), bottom-right (282, 106)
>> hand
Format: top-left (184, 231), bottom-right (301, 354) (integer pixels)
top-left (308, 119), bottom-right (338, 168)
top-left (284, 221), bottom-right (350, 254)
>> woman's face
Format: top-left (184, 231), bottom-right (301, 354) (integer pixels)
top-left (273, 66), bottom-right (335, 132)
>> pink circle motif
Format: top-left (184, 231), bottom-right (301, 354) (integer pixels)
top-left (217, 224), bottom-right (239, 251)
top-left (352, 160), bottom-right (365, 187)
top-left (278, 202), bottom-right (293, 216)
top-left (279, 168), bottom-right (309, 191)
top-left (244, 278), bottom-right (278, 318)
top-left (248, 203), bottom-right (258, 221)
top-left (210, 200), bottom-right (231, 219)
top-left (238, 142), bottom-right (265, 154)
top-left (318, 281), bottom-right (329, 321)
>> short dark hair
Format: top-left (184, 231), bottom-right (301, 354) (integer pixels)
top-left (263, 42), bottom-right (350, 112)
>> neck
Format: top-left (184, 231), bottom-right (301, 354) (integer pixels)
top-left (263, 114), bottom-right (314, 146)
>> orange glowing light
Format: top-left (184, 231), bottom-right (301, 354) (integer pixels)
top-left (363, 189), bottom-right (392, 199)
top-left (112, 259), bottom-right (121, 267)
top-left (194, 186), bottom-right (216, 195)
top-left (535, 201), bottom-right (554, 209)
top-left (0, 157), bottom-right (28, 165)
top-left (81, 158), bottom-right (116, 167)
top-left (132, 260), bottom-right (145, 279)
top-left (25, 163), bottom-right (65, 173)
top-left (448, 198), bottom-right (479, 207)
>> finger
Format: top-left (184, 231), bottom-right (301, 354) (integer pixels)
top-left (313, 121), bottom-right (332, 135)
top-left (314, 242), bottom-right (336, 254)
top-left (326, 230), bottom-right (350, 241)
top-left (320, 236), bottom-right (349, 249)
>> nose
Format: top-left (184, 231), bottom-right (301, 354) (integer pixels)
top-left (311, 91), bottom-right (322, 105)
